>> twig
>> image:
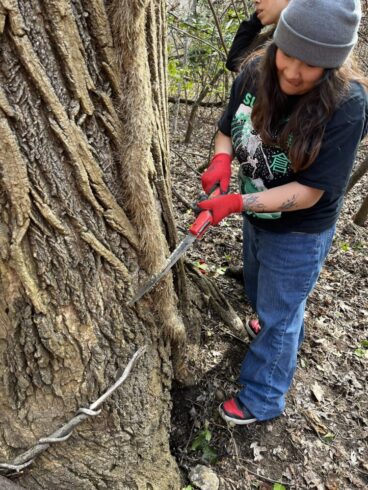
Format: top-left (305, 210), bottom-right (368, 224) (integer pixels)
top-left (196, 129), bottom-right (217, 173)
top-left (172, 188), bottom-right (196, 211)
top-left (171, 148), bottom-right (202, 176)
top-left (230, 0), bottom-right (242, 23)
top-left (245, 467), bottom-right (291, 487)
top-left (168, 96), bottom-right (223, 108)
top-left (356, 468), bottom-right (368, 477)
top-left (322, 392), bottom-right (344, 407)
top-left (219, 420), bottom-right (295, 487)
top-left (169, 25), bottom-right (227, 61)
top-left (184, 69), bottom-right (224, 143)
top-left (206, 0), bottom-right (229, 56)
top-left (232, 450), bottom-right (294, 486)
top-left (241, 0), bottom-right (250, 18)
top-left (187, 150), bottom-right (210, 159)
top-left (230, 429), bottom-right (240, 460)
top-left (184, 421), bottom-right (196, 454)
top-left (168, 11), bottom-right (213, 35)
top-left (219, 326), bottom-right (247, 345)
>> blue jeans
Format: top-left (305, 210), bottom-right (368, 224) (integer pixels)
top-left (238, 219), bottom-right (335, 421)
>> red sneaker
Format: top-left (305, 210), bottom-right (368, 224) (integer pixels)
top-left (219, 398), bottom-right (257, 425)
top-left (245, 318), bottom-right (261, 339)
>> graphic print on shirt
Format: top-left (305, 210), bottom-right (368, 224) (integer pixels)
top-left (231, 91), bottom-right (293, 219)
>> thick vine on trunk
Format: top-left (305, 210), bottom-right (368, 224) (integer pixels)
top-left (0, 0), bottom-right (185, 488)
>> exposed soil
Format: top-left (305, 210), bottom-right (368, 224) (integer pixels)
top-left (169, 104), bottom-right (368, 490)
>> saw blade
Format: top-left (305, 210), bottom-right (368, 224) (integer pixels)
top-left (128, 233), bottom-right (196, 305)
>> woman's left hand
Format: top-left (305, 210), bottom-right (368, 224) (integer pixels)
top-left (197, 194), bottom-right (243, 225)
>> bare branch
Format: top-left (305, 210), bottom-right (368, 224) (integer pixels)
top-left (206, 0), bottom-right (229, 56)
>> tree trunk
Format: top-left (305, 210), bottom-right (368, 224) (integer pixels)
top-left (346, 154), bottom-right (368, 193)
top-left (0, 0), bottom-right (185, 488)
top-left (353, 192), bottom-right (368, 226)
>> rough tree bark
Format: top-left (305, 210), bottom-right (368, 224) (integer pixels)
top-left (0, 0), bottom-right (186, 488)
top-left (353, 191), bottom-right (368, 226)
top-left (347, 154), bottom-right (368, 226)
top-left (346, 154), bottom-right (368, 193)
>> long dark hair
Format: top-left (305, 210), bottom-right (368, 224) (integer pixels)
top-left (249, 42), bottom-right (368, 171)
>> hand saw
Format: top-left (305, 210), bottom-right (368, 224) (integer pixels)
top-left (128, 187), bottom-right (221, 305)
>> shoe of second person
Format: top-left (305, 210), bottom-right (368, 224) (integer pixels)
top-left (245, 318), bottom-right (261, 339)
top-left (219, 398), bottom-right (257, 425)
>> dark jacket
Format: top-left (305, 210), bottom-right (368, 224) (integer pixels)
top-left (226, 13), bottom-right (265, 72)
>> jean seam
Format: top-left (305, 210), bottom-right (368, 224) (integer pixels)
top-left (301, 232), bottom-right (322, 298)
top-left (261, 312), bottom-right (290, 419)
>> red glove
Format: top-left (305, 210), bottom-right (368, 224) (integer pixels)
top-left (201, 153), bottom-right (232, 194)
top-left (197, 194), bottom-right (243, 225)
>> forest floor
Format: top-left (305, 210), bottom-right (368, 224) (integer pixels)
top-left (169, 105), bottom-right (368, 490)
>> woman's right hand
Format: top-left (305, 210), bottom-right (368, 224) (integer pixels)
top-left (196, 193), bottom-right (243, 225)
top-left (201, 153), bottom-right (232, 194)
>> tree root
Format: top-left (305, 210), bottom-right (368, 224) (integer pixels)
top-left (170, 261), bottom-right (247, 386)
top-left (185, 262), bottom-right (246, 340)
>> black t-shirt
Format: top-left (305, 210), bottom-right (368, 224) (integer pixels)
top-left (218, 68), bottom-right (368, 233)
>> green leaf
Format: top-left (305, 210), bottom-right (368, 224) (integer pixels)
top-left (191, 435), bottom-right (204, 451)
top-left (273, 484), bottom-right (287, 490)
top-left (182, 486), bottom-right (193, 490)
top-left (354, 348), bottom-right (368, 358)
top-left (204, 429), bottom-right (212, 442)
top-left (360, 340), bottom-right (368, 348)
top-left (191, 430), bottom-right (210, 451)
top-left (322, 432), bottom-right (336, 442)
top-left (202, 446), bottom-right (217, 464)
top-left (339, 242), bottom-right (350, 252)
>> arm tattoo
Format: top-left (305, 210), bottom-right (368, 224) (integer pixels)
top-left (242, 194), bottom-right (266, 212)
top-left (279, 194), bottom-right (298, 211)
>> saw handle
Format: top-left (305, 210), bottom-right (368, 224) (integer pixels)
top-left (189, 187), bottom-right (222, 238)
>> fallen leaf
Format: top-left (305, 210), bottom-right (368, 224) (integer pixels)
top-left (325, 479), bottom-right (340, 490)
top-left (250, 442), bottom-right (267, 462)
top-left (303, 410), bottom-right (332, 438)
top-left (311, 382), bottom-right (324, 402)
top-left (303, 469), bottom-right (324, 489)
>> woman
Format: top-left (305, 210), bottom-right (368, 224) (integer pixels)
top-left (226, 0), bottom-right (289, 72)
top-left (198, 0), bottom-right (368, 425)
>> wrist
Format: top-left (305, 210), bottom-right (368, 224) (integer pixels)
top-left (212, 153), bottom-right (233, 165)
top-left (233, 193), bottom-right (244, 213)
top-left (242, 194), bottom-right (250, 211)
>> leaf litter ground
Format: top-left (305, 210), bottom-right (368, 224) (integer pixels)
top-left (169, 105), bottom-right (368, 490)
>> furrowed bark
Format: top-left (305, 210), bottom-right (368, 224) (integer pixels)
top-left (0, 0), bottom-right (183, 488)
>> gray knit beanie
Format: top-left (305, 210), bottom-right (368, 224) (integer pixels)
top-left (274, 0), bottom-right (361, 68)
